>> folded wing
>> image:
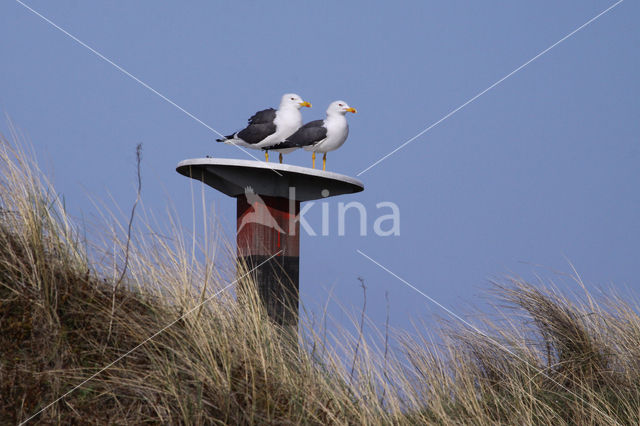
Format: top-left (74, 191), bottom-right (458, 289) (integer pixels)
top-left (269, 120), bottom-right (327, 150)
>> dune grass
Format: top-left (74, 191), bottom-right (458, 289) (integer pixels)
top-left (1, 130), bottom-right (639, 424)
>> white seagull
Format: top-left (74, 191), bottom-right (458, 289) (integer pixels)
top-left (216, 93), bottom-right (311, 162)
top-left (268, 100), bottom-right (356, 170)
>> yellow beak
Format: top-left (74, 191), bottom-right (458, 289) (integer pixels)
top-left (346, 107), bottom-right (357, 113)
top-left (299, 101), bottom-right (312, 108)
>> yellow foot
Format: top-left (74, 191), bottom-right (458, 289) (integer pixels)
top-left (322, 153), bottom-right (326, 171)
top-left (265, 151), bottom-right (269, 162)
top-left (279, 153), bottom-right (283, 164)
top-left (312, 152), bottom-right (316, 169)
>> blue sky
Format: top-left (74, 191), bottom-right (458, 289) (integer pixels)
top-left (1, 1), bottom-right (638, 338)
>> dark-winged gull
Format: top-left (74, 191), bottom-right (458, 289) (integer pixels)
top-left (216, 93), bottom-right (311, 162)
top-left (268, 100), bottom-right (356, 170)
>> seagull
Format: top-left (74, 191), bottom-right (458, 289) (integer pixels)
top-left (216, 93), bottom-right (311, 162)
top-left (268, 100), bottom-right (356, 170)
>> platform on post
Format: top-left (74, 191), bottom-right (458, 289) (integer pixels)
top-left (176, 158), bottom-right (364, 329)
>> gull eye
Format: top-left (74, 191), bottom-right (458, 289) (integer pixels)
top-left (339, 103), bottom-right (343, 106)
top-left (291, 97), bottom-right (295, 100)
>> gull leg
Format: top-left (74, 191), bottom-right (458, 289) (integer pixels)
top-left (279, 153), bottom-right (283, 164)
top-left (312, 152), bottom-right (316, 169)
top-left (265, 151), bottom-right (269, 162)
top-left (323, 153), bottom-right (327, 171)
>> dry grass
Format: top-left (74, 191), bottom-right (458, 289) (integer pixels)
top-left (1, 129), bottom-right (639, 425)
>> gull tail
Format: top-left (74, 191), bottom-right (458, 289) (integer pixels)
top-left (216, 134), bottom-right (235, 142)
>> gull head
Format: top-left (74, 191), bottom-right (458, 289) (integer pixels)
top-left (327, 100), bottom-right (357, 116)
top-left (280, 93), bottom-right (312, 109)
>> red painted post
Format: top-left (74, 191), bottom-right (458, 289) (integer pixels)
top-left (236, 195), bottom-right (300, 328)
